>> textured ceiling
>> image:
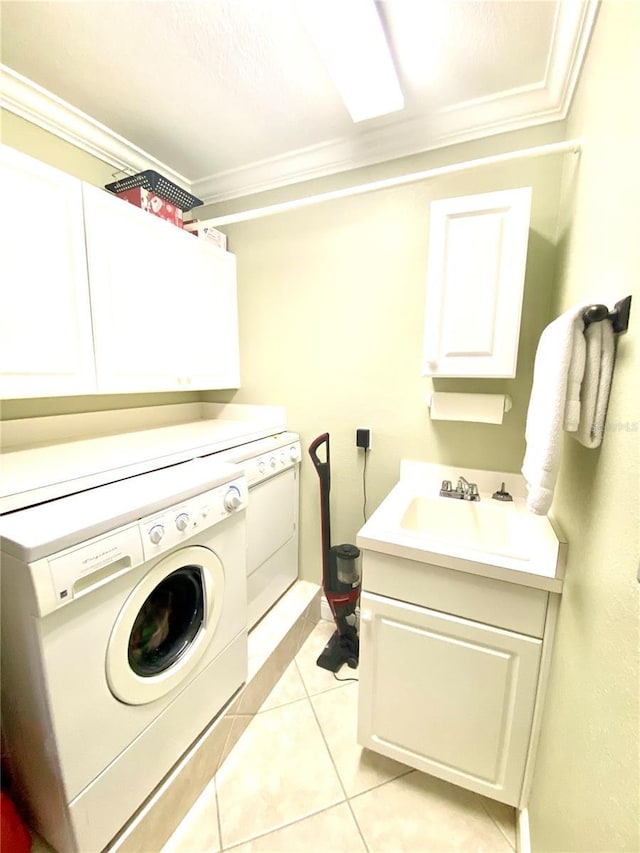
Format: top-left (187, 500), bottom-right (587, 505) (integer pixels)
top-left (0, 0), bottom-right (598, 202)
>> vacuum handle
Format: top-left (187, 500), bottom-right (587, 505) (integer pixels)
top-left (308, 433), bottom-right (332, 579)
top-left (308, 432), bottom-right (330, 492)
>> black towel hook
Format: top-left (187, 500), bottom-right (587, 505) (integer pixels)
top-left (582, 295), bottom-right (632, 334)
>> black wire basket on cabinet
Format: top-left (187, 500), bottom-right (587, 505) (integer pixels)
top-left (105, 171), bottom-right (203, 211)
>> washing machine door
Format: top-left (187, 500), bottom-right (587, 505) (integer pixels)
top-left (106, 546), bottom-right (224, 705)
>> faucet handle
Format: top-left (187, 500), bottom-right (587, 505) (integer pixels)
top-left (440, 479), bottom-right (453, 496)
top-left (492, 482), bottom-right (513, 502)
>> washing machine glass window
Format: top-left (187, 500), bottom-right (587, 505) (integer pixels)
top-left (128, 566), bottom-right (204, 677)
top-left (107, 545), bottom-right (225, 706)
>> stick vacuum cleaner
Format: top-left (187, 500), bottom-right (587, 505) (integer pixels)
top-left (309, 433), bottom-right (361, 672)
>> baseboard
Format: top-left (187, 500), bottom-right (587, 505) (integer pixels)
top-left (517, 807), bottom-right (531, 853)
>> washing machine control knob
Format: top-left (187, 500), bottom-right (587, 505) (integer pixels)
top-left (290, 445), bottom-right (300, 462)
top-left (270, 456), bottom-right (277, 469)
top-left (175, 512), bottom-right (190, 532)
top-left (223, 486), bottom-right (242, 512)
top-left (149, 524), bottom-right (165, 545)
top-left (258, 460), bottom-right (266, 474)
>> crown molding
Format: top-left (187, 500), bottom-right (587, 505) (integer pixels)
top-left (191, 93), bottom-right (561, 206)
top-left (1, 0), bottom-right (598, 204)
top-left (0, 65), bottom-right (192, 190)
top-left (545, 0), bottom-right (600, 115)
top-left (192, 0), bottom-right (599, 203)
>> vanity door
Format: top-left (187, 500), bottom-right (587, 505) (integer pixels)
top-left (357, 591), bottom-right (541, 806)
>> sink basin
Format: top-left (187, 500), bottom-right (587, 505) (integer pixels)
top-left (400, 496), bottom-right (527, 559)
top-left (356, 461), bottom-right (564, 592)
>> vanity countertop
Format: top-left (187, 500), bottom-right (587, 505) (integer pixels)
top-left (356, 461), bottom-right (566, 593)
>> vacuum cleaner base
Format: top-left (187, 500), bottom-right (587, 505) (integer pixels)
top-left (316, 627), bottom-right (359, 673)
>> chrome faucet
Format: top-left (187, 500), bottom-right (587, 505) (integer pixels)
top-left (457, 476), bottom-right (480, 500)
top-left (440, 476), bottom-right (480, 501)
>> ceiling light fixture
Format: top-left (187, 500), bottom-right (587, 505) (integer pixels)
top-left (296, 0), bottom-right (404, 123)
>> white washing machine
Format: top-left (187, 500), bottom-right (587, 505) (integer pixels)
top-left (0, 456), bottom-right (248, 853)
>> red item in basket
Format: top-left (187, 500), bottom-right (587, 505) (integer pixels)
top-left (116, 187), bottom-right (183, 228)
top-left (0, 790), bottom-right (31, 853)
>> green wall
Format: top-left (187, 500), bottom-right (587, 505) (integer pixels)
top-left (1, 109), bottom-right (116, 186)
top-left (527, 3), bottom-right (640, 850)
top-left (201, 138), bottom-right (565, 584)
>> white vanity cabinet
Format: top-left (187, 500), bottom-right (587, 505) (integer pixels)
top-left (421, 187), bottom-right (532, 378)
top-left (82, 183), bottom-right (240, 393)
top-left (0, 145), bottom-right (96, 399)
top-left (357, 550), bottom-right (557, 807)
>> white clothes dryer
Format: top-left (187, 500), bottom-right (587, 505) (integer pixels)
top-left (0, 457), bottom-right (248, 853)
top-left (209, 432), bottom-right (301, 628)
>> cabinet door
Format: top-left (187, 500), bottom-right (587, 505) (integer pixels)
top-left (357, 591), bottom-right (541, 806)
top-left (176, 239), bottom-right (240, 390)
top-left (82, 183), bottom-right (240, 393)
top-left (0, 145), bottom-right (95, 399)
top-left (422, 187), bottom-right (531, 378)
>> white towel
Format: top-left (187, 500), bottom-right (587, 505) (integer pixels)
top-left (522, 306), bottom-right (586, 514)
top-left (573, 319), bottom-right (615, 448)
top-left (563, 324), bottom-right (586, 432)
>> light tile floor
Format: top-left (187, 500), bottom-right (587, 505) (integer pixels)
top-left (162, 620), bottom-right (517, 853)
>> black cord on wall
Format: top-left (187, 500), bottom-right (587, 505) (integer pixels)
top-left (362, 448), bottom-right (369, 523)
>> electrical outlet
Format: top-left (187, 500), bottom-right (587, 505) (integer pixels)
top-left (356, 428), bottom-right (371, 450)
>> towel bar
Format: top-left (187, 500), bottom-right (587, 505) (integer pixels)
top-left (582, 295), bottom-right (632, 333)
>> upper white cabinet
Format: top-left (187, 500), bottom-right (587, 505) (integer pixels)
top-left (422, 187), bottom-right (532, 378)
top-left (83, 184), bottom-right (240, 393)
top-left (0, 145), bottom-right (240, 399)
top-left (0, 145), bottom-right (96, 399)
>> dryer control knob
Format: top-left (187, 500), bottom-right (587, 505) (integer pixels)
top-left (149, 524), bottom-right (165, 545)
top-left (223, 486), bottom-right (242, 512)
top-left (289, 445), bottom-right (300, 462)
top-left (269, 456), bottom-right (277, 469)
top-left (258, 460), bottom-right (266, 474)
top-left (175, 512), bottom-right (190, 532)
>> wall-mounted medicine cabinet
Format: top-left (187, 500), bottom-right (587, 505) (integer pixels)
top-left (421, 186), bottom-right (532, 379)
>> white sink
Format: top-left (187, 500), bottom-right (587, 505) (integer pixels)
top-left (356, 461), bottom-right (565, 592)
top-left (400, 495), bottom-right (527, 559)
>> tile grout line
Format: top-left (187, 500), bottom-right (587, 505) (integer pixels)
top-left (217, 644), bottom-right (347, 852)
top-left (217, 627), bottom-right (381, 852)
top-left (476, 793), bottom-right (517, 851)
top-left (221, 801), bottom-right (362, 853)
top-left (217, 622), bottom-right (516, 853)
top-left (215, 615), bottom-right (316, 850)
top-left (214, 707), bottom-right (251, 853)
top-left (214, 773), bottom-right (225, 852)
top-left (216, 693), bottom-right (317, 850)
top-left (295, 635), bottom-right (417, 850)
top-left (300, 659), bottom-right (371, 853)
